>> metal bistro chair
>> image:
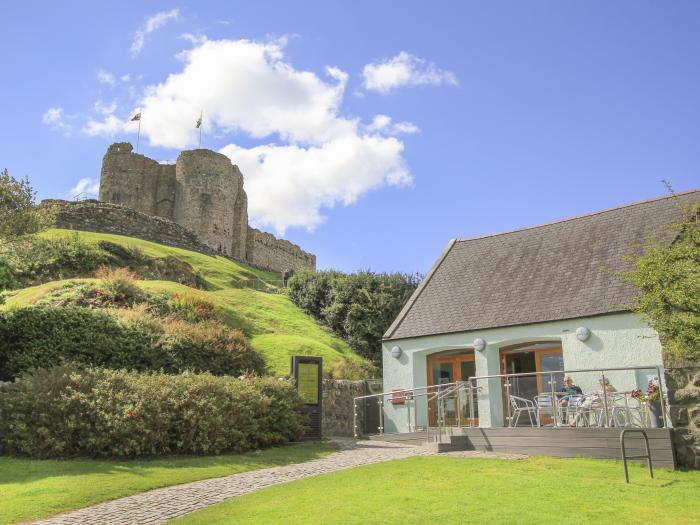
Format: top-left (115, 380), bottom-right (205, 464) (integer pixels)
top-left (606, 393), bottom-right (643, 428)
top-left (559, 394), bottom-right (585, 426)
top-left (509, 395), bottom-right (538, 427)
top-left (534, 394), bottom-right (558, 427)
top-left (570, 394), bottom-right (598, 427)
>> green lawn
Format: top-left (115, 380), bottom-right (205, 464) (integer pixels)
top-left (171, 456), bottom-right (700, 525)
top-left (0, 443), bottom-right (332, 525)
top-left (1, 229), bottom-right (368, 376)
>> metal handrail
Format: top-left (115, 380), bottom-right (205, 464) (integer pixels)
top-left (353, 364), bottom-right (668, 438)
top-left (467, 364), bottom-right (667, 429)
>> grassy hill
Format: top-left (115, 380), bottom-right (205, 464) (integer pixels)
top-left (1, 229), bottom-right (369, 377)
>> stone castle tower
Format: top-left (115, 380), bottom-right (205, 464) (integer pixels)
top-left (98, 142), bottom-right (315, 272)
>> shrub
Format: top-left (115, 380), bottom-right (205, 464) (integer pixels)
top-left (95, 266), bottom-right (141, 304)
top-left (167, 291), bottom-right (218, 322)
top-left (329, 358), bottom-right (380, 380)
top-left (0, 307), bottom-right (151, 381)
top-left (0, 366), bottom-right (307, 458)
top-left (0, 306), bottom-right (266, 380)
top-left (0, 234), bottom-right (111, 286)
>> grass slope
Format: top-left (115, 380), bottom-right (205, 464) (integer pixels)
top-left (0, 443), bottom-right (331, 525)
top-left (1, 229), bottom-right (366, 376)
top-left (171, 456), bottom-right (700, 525)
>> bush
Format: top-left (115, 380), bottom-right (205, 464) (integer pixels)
top-left (0, 234), bottom-right (111, 286)
top-left (0, 366), bottom-right (307, 457)
top-left (0, 306), bottom-right (266, 380)
top-left (288, 270), bottom-right (421, 365)
top-left (95, 266), bottom-right (141, 303)
top-left (167, 291), bottom-right (219, 322)
top-left (0, 307), bottom-right (150, 381)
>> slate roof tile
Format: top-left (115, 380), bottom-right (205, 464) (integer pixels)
top-left (384, 190), bottom-right (700, 341)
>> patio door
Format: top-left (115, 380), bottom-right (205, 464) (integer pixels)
top-left (500, 342), bottom-right (564, 426)
top-left (427, 350), bottom-right (478, 427)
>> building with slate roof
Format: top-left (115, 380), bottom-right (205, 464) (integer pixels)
top-left (378, 189), bottom-right (700, 445)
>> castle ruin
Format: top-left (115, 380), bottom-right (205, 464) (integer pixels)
top-left (93, 142), bottom-right (315, 273)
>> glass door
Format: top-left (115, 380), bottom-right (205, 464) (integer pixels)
top-left (427, 350), bottom-right (477, 427)
top-left (500, 343), bottom-right (564, 426)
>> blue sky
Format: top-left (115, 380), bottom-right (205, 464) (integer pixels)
top-left (1, 1), bottom-right (698, 274)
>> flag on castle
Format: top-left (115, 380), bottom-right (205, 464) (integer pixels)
top-left (131, 112), bottom-right (141, 121)
top-left (196, 114), bottom-right (202, 128)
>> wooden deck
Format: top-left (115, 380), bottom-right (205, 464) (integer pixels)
top-left (368, 427), bottom-right (677, 469)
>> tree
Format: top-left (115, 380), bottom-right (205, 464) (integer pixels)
top-left (623, 201), bottom-right (700, 362)
top-left (288, 270), bottom-right (421, 365)
top-left (0, 168), bottom-right (53, 241)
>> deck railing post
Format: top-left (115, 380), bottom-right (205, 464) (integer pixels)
top-left (656, 366), bottom-right (668, 428)
top-left (468, 379), bottom-right (475, 427)
top-left (353, 399), bottom-right (358, 439)
top-left (549, 372), bottom-right (558, 427)
top-left (407, 395), bottom-right (412, 433)
top-left (601, 371), bottom-right (610, 428)
top-left (378, 398), bottom-right (384, 435)
top-left (505, 375), bottom-right (512, 428)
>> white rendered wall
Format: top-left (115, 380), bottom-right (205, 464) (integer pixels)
top-left (381, 312), bottom-right (663, 433)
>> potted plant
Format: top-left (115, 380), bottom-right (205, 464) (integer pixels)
top-left (631, 379), bottom-right (662, 428)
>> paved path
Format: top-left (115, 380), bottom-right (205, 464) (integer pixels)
top-left (32, 441), bottom-right (523, 525)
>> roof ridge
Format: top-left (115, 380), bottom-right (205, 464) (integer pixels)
top-left (456, 188), bottom-right (700, 243)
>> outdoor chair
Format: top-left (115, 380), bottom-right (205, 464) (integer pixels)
top-left (534, 394), bottom-right (558, 427)
top-left (570, 394), bottom-right (598, 427)
top-left (508, 395), bottom-right (538, 427)
top-left (559, 394), bottom-right (585, 425)
top-left (605, 393), bottom-right (643, 428)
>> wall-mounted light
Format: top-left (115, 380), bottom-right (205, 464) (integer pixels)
top-left (473, 338), bottom-right (487, 352)
top-left (391, 346), bottom-right (402, 358)
top-left (576, 327), bottom-right (591, 342)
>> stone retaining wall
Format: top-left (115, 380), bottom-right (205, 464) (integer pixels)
top-left (322, 380), bottom-right (376, 437)
top-left (665, 365), bottom-right (700, 469)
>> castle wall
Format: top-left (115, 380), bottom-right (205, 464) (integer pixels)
top-left (173, 150), bottom-right (239, 255)
top-left (95, 142), bottom-right (316, 273)
top-left (246, 227), bottom-right (316, 272)
top-left (231, 185), bottom-right (248, 260)
top-left (98, 143), bottom-right (176, 219)
top-left (46, 199), bottom-right (213, 255)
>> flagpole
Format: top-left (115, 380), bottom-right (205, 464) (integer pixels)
top-left (198, 111), bottom-right (203, 149)
top-left (136, 118), bottom-right (141, 153)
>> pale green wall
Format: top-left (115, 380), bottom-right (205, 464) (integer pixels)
top-left (381, 312), bottom-right (663, 433)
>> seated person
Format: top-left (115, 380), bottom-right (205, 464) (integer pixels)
top-left (562, 376), bottom-right (583, 396)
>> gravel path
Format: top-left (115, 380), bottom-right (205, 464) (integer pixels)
top-left (31, 440), bottom-right (523, 525)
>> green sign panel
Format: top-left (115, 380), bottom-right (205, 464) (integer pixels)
top-left (297, 362), bottom-right (319, 405)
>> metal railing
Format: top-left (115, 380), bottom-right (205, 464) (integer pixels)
top-left (352, 364), bottom-right (669, 439)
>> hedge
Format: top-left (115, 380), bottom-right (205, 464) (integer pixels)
top-left (0, 366), bottom-right (307, 457)
top-left (0, 307), bottom-right (265, 381)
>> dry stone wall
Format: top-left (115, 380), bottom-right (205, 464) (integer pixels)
top-left (322, 380), bottom-right (368, 437)
top-left (665, 365), bottom-right (700, 469)
top-left (93, 142), bottom-right (314, 273)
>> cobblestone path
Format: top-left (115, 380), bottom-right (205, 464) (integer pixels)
top-left (32, 441), bottom-right (523, 525)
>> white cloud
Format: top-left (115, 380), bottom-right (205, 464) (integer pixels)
top-left (367, 114), bottom-right (420, 135)
top-left (220, 135), bottom-right (410, 234)
top-left (69, 177), bottom-right (100, 199)
top-left (131, 8), bottom-right (180, 56)
top-left (84, 37), bottom-right (413, 233)
top-left (97, 70), bottom-right (116, 85)
top-left (362, 51), bottom-right (458, 93)
top-left (42, 106), bottom-right (71, 134)
top-left (179, 32), bottom-right (207, 46)
top-left (94, 100), bottom-right (118, 115)
top-left (83, 114), bottom-right (133, 136)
